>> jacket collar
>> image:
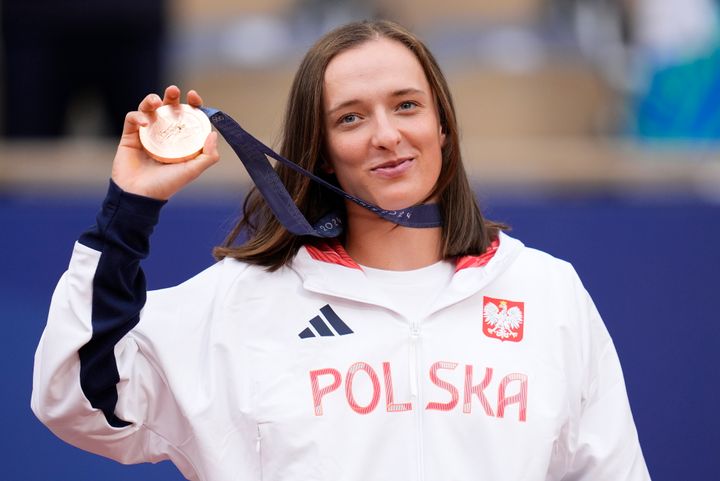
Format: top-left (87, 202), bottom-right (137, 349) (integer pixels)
top-left (290, 232), bottom-right (524, 313)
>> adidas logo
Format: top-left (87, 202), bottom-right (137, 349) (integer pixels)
top-left (299, 304), bottom-right (354, 339)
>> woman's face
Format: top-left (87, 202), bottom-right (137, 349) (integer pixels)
top-left (322, 38), bottom-right (445, 212)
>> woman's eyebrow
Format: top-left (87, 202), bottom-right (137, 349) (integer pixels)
top-left (327, 99), bottom-right (362, 117)
top-left (327, 88), bottom-right (427, 117)
top-left (389, 87), bottom-right (426, 98)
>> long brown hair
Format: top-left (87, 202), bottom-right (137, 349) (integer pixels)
top-left (214, 20), bottom-right (504, 270)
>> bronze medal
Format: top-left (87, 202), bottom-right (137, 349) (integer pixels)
top-left (139, 104), bottom-right (211, 163)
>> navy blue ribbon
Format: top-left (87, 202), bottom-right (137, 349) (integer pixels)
top-left (201, 106), bottom-right (442, 238)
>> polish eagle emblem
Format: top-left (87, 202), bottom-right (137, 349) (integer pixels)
top-left (482, 297), bottom-right (525, 342)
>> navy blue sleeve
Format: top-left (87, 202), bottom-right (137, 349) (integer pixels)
top-left (78, 180), bottom-right (166, 428)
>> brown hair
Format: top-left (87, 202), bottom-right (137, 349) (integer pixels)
top-left (214, 19), bottom-right (504, 270)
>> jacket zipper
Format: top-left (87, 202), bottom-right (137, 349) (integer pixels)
top-left (256, 424), bottom-right (264, 480)
top-left (409, 319), bottom-right (425, 481)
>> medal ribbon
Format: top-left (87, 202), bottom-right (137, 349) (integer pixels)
top-left (201, 107), bottom-right (442, 238)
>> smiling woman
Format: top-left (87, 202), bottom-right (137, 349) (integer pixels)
top-left (324, 46), bottom-right (443, 208)
top-left (215, 21), bottom-right (502, 270)
top-left (215, 20), bottom-right (502, 271)
top-left (31, 19), bottom-right (651, 481)
top-left (322, 38), bottom-right (446, 268)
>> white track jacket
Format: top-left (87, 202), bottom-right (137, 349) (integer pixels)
top-left (32, 182), bottom-right (651, 481)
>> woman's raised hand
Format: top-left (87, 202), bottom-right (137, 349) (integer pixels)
top-left (111, 85), bottom-right (220, 200)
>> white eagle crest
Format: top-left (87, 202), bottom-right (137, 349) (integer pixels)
top-left (483, 300), bottom-right (523, 339)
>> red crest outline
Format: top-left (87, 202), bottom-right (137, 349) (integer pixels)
top-left (482, 296), bottom-right (525, 342)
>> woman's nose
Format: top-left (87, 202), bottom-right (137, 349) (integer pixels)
top-left (370, 112), bottom-right (401, 150)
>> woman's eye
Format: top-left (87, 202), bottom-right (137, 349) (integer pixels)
top-left (340, 114), bottom-right (358, 124)
top-left (398, 101), bottom-right (417, 111)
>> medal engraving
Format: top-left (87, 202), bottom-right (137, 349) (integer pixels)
top-left (139, 104), bottom-right (211, 163)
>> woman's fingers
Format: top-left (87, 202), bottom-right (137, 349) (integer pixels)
top-left (162, 85), bottom-right (181, 106)
top-left (187, 89), bottom-right (203, 107)
top-left (202, 131), bottom-right (219, 162)
top-left (193, 131), bottom-right (220, 168)
top-left (183, 131), bottom-right (220, 179)
top-left (120, 111), bottom-right (150, 139)
top-left (138, 87), bottom-right (203, 113)
top-left (138, 93), bottom-right (162, 113)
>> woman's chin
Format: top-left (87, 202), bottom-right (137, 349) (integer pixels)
top-left (377, 192), bottom-right (438, 212)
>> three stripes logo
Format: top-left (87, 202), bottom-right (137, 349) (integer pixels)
top-left (298, 304), bottom-right (354, 339)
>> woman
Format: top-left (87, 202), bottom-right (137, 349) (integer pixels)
top-left (32, 20), bottom-right (651, 481)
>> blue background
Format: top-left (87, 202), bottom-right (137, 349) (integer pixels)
top-left (2, 187), bottom-right (718, 480)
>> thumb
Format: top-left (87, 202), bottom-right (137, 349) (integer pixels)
top-left (185, 131), bottom-right (220, 177)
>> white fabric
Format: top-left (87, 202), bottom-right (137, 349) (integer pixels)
top-left (359, 260), bottom-right (454, 322)
top-left (32, 232), bottom-right (651, 481)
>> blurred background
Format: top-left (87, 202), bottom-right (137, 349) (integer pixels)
top-left (1, 0), bottom-right (718, 479)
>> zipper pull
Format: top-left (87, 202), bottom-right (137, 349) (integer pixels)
top-left (410, 325), bottom-right (420, 338)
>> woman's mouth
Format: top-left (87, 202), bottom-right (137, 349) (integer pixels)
top-left (371, 158), bottom-right (414, 178)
